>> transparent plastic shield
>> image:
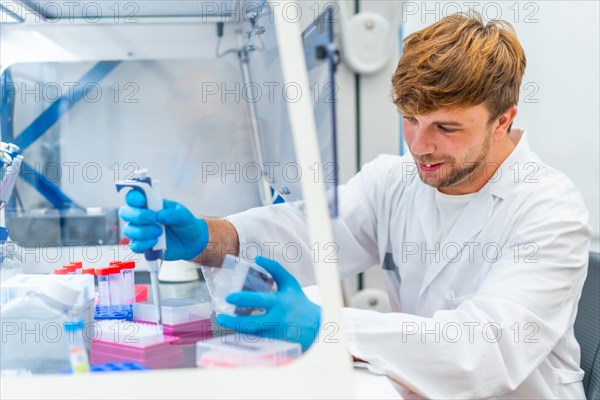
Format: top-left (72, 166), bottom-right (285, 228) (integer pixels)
top-left (245, 6), bottom-right (339, 214)
top-left (1, 58), bottom-right (263, 247)
top-left (0, 6), bottom-right (339, 249)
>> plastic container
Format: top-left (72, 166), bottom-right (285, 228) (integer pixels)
top-left (0, 274), bottom-right (95, 329)
top-left (108, 261), bottom-right (125, 308)
top-left (134, 298), bottom-right (211, 325)
top-left (199, 265), bottom-right (218, 298)
top-left (90, 320), bottom-right (183, 369)
top-left (208, 255), bottom-right (275, 316)
top-left (81, 268), bottom-right (96, 294)
top-left (196, 335), bottom-right (301, 368)
top-left (120, 261), bottom-right (136, 313)
top-left (161, 319), bottom-right (213, 343)
top-left (108, 266), bottom-right (123, 311)
top-left (64, 320), bottom-right (90, 373)
top-left (96, 266), bottom-right (123, 314)
top-left (206, 256), bottom-right (250, 315)
top-left (96, 267), bottom-right (112, 314)
top-left (90, 337), bottom-right (183, 370)
top-left (93, 320), bottom-right (165, 347)
top-left (0, 276), bottom-right (82, 373)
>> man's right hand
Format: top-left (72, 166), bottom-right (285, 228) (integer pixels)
top-left (119, 191), bottom-right (209, 261)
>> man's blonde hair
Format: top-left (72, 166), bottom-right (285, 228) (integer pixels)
top-left (392, 13), bottom-right (526, 124)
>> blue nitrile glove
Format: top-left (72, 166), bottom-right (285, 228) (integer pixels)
top-left (216, 256), bottom-right (321, 352)
top-left (118, 190), bottom-right (209, 261)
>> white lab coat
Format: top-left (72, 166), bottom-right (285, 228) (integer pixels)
top-left (227, 129), bottom-right (591, 398)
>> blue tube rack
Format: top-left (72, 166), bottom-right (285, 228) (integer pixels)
top-left (94, 305), bottom-right (133, 321)
top-left (61, 362), bottom-right (147, 374)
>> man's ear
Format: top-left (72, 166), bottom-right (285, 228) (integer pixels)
top-left (493, 106), bottom-right (518, 138)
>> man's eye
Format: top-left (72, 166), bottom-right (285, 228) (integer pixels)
top-left (437, 125), bottom-right (454, 133)
top-left (403, 117), bottom-right (417, 123)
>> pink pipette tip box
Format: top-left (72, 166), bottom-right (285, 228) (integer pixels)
top-left (163, 319), bottom-right (212, 335)
top-left (90, 335), bottom-right (183, 369)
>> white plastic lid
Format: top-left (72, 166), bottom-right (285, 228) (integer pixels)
top-left (41, 276), bottom-right (81, 308)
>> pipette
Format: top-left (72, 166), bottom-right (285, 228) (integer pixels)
top-left (116, 169), bottom-right (166, 332)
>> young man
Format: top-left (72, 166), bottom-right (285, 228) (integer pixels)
top-left (121, 13), bottom-right (591, 398)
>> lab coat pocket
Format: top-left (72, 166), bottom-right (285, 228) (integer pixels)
top-left (444, 289), bottom-right (476, 309)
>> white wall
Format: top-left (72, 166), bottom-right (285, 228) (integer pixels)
top-left (342, 0), bottom-right (599, 298)
top-left (360, 0), bottom-right (599, 249)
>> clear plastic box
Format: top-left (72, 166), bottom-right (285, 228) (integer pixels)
top-left (196, 335), bottom-right (301, 368)
top-left (133, 298), bottom-right (211, 325)
top-left (210, 255), bottom-right (275, 316)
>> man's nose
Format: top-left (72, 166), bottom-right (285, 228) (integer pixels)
top-left (409, 127), bottom-right (435, 156)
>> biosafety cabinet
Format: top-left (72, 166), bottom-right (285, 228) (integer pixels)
top-left (0, 0), bottom-right (402, 398)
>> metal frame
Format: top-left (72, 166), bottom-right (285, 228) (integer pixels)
top-left (13, 0), bottom-right (265, 25)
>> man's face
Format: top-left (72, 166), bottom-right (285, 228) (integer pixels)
top-left (403, 104), bottom-right (496, 194)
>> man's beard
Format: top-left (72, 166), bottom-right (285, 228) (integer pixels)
top-left (416, 131), bottom-right (492, 189)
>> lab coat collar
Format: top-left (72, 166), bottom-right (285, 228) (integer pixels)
top-left (483, 128), bottom-right (533, 200)
top-left (416, 128), bottom-right (529, 298)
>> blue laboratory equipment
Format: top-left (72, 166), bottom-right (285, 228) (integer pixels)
top-left (94, 305), bottom-right (133, 321)
top-left (89, 362), bottom-right (147, 372)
